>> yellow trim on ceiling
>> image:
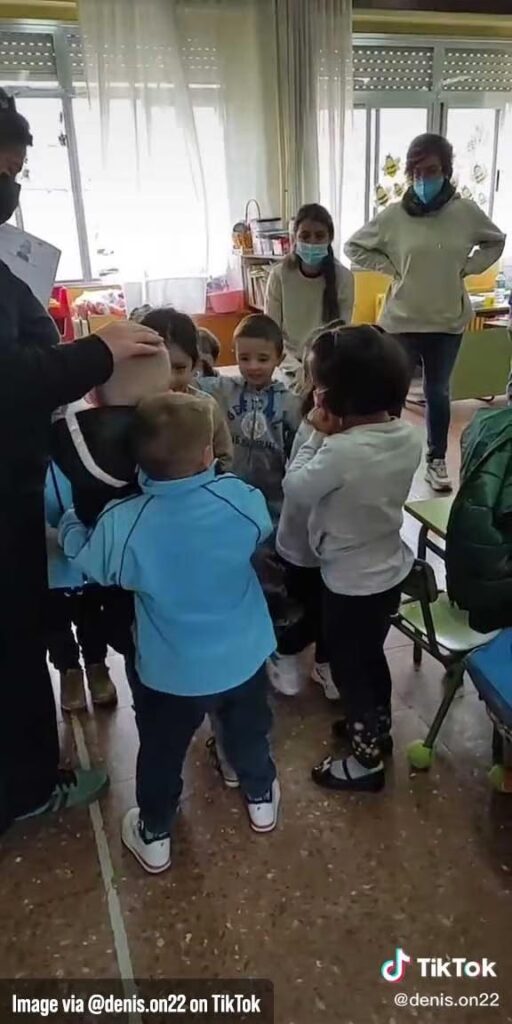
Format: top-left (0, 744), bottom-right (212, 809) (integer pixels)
top-left (0, 2), bottom-right (511, 39)
top-left (354, 9), bottom-right (512, 39)
top-left (0, 2), bottom-right (77, 19)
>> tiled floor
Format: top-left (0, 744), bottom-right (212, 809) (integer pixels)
top-left (2, 399), bottom-right (512, 1024)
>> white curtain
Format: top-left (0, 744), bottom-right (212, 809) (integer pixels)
top-left (79, 0), bottom-right (280, 311)
top-left (78, 0), bottom-right (352, 305)
top-left (275, 0), bottom-right (352, 244)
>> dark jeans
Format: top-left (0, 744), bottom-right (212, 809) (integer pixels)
top-left (47, 587), bottom-right (108, 673)
top-left (131, 665), bottom-right (275, 834)
top-left (397, 333), bottom-right (462, 461)
top-left (277, 559), bottom-right (327, 662)
top-left (323, 584), bottom-right (401, 768)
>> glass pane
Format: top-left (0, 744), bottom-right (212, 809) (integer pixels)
top-left (339, 108), bottom-right (366, 251)
top-left (73, 93), bottom-right (230, 282)
top-left (15, 98), bottom-right (82, 280)
top-left (446, 107), bottom-right (497, 213)
top-left (376, 107), bottom-right (428, 210)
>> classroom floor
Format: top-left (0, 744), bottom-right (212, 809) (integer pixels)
top-left (2, 399), bottom-right (512, 1024)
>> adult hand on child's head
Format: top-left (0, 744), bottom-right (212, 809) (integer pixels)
top-left (307, 406), bottom-right (340, 435)
top-left (96, 320), bottom-right (163, 364)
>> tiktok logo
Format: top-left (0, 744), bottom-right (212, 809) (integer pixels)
top-left (381, 948), bottom-right (412, 983)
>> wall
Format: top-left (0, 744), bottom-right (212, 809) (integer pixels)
top-left (2, 2), bottom-right (512, 39)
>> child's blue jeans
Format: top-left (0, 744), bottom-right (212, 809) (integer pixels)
top-left (130, 665), bottom-right (275, 835)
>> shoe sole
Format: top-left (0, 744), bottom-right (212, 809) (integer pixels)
top-left (61, 703), bottom-right (88, 714)
top-left (122, 830), bottom-right (171, 874)
top-left (91, 695), bottom-right (119, 708)
top-left (248, 787), bottom-right (281, 834)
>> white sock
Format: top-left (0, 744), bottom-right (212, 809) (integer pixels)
top-left (329, 755), bottom-right (383, 780)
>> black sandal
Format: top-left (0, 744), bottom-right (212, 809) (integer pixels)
top-left (312, 755), bottom-right (385, 792)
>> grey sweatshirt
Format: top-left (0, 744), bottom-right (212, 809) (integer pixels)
top-left (200, 375), bottom-right (301, 524)
top-left (345, 196), bottom-right (506, 335)
top-left (282, 420), bottom-right (422, 595)
top-left (265, 259), bottom-right (354, 376)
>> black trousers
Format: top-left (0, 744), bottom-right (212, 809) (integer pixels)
top-left (277, 559), bottom-right (327, 662)
top-left (0, 493), bottom-right (59, 831)
top-left (47, 587), bottom-right (108, 673)
top-left (131, 665), bottom-right (275, 834)
top-left (323, 584), bottom-right (401, 768)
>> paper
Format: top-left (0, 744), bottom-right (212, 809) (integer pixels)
top-left (0, 223), bottom-right (61, 307)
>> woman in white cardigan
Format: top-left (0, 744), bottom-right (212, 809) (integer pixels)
top-left (265, 203), bottom-right (354, 381)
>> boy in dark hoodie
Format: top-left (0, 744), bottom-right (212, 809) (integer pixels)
top-left (50, 345), bottom-right (171, 668)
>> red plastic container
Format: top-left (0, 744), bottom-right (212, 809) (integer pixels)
top-left (209, 289), bottom-right (245, 314)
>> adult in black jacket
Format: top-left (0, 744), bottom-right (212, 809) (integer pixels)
top-left (0, 92), bottom-right (160, 833)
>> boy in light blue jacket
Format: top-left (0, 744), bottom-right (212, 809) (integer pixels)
top-left (59, 392), bottom-right (279, 874)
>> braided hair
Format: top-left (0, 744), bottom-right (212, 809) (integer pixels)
top-left (292, 203), bottom-right (339, 323)
top-left (0, 89), bottom-right (32, 149)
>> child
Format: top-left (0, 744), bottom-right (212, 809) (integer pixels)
top-left (140, 307), bottom-right (232, 472)
top-left (197, 326), bottom-right (221, 377)
top-left (268, 322), bottom-right (348, 701)
top-left (45, 459), bottom-right (117, 712)
top-left (265, 204), bottom-right (354, 382)
top-left (201, 313), bottom-right (301, 524)
top-left (60, 393), bottom-right (279, 873)
top-left (50, 345), bottom-right (171, 663)
top-left (283, 325), bottom-right (422, 792)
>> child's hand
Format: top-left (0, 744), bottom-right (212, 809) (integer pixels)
top-left (307, 406), bottom-right (341, 435)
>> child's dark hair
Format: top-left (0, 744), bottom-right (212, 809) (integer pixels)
top-left (234, 313), bottom-right (283, 357)
top-left (0, 90), bottom-right (32, 149)
top-left (406, 133), bottom-right (453, 180)
top-left (311, 324), bottom-right (409, 417)
top-left (141, 306), bottom-right (199, 364)
top-left (292, 203), bottom-right (339, 323)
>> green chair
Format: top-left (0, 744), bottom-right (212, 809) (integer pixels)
top-left (392, 561), bottom-right (497, 770)
top-left (450, 327), bottom-right (511, 402)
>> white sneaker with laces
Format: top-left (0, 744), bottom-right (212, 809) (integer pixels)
top-left (267, 653), bottom-right (307, 696)
top-left (311, 662), bottom-right (339, 701)
top-left (122, 808), bottom-right (171, 874)
top-left (246, 779), bottom-right (281, 833)
top-left (425, 458), bottom-right (452, 493)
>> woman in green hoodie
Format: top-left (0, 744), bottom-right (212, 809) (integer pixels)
top-left (345, 133), bottom-right (506, 494)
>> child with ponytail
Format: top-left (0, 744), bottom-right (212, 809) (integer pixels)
top-left (265, 204), bottom-right (354, 383)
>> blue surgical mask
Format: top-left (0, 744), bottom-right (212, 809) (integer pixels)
top-left (296, 240), bottom-right (329, 266)
top-left (413, 176), bottom-right (445, 205)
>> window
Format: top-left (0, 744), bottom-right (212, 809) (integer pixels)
top-left (325, 40), bottom-right (512, 247)
top-left (2, 28), bottom-right (512, 281)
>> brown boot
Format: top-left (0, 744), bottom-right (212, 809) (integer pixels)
top-left (86, 663), bottom-right (118, 708)
top-left (60, 667), bottom-right (88, 713)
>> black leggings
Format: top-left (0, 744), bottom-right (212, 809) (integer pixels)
top-left (277, 559), bottom-right (327, 662)
top-left (323, 584), bottom-right (401, 767)
top-left (46, 587), bottom-right (108, 673)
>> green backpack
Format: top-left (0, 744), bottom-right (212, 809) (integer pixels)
top-left (446, 407), bottom-right (512, 632)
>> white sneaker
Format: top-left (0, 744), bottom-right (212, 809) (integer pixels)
top-left (267, 653), bottom-right (307, 696)
top-left (206, 736), bottom-right (240, 789)
top-left (121, 808), bottom-right (171, 874)
top-left (425, 459), bottom-right (452, 493)
top-left (246, 779), bottom-right (281, 833)
top-left (311, 662), bottom-right (339, 701)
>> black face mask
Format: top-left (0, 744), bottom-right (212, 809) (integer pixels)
top-left (0, 173), bottom-right (20, 224)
